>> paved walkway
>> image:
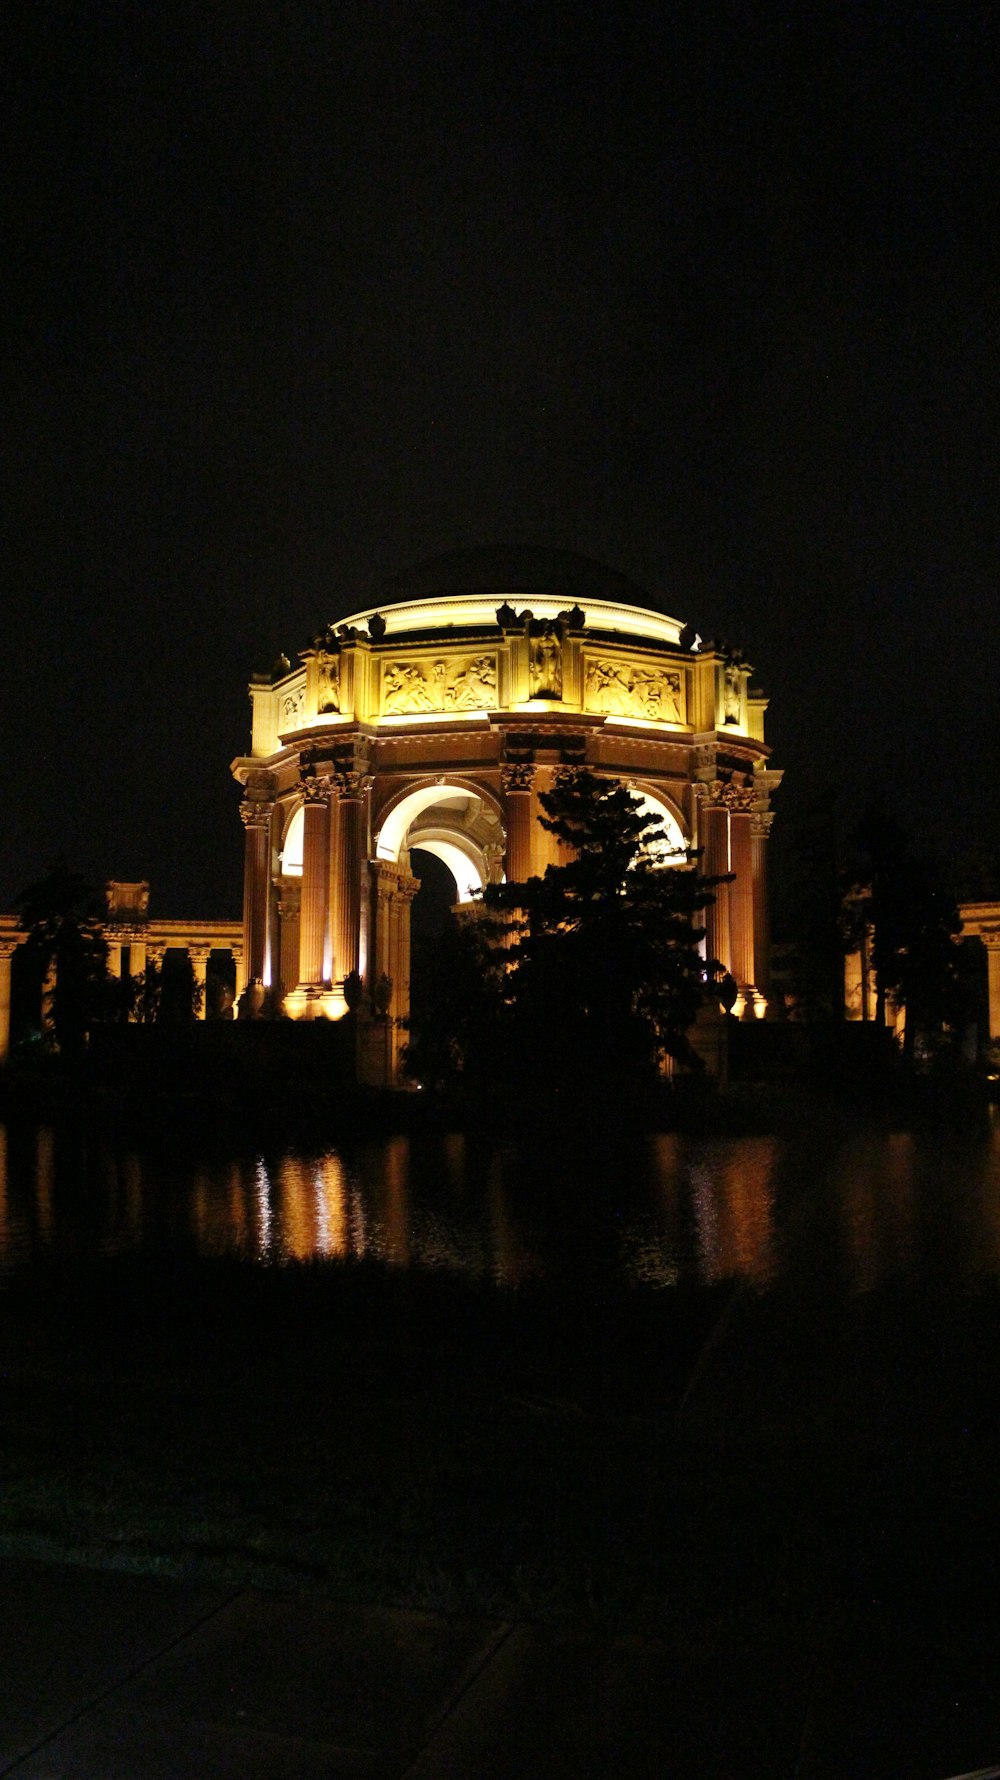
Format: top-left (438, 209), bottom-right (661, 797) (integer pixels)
top-left (1, 1557), bottom-right (997, 1778)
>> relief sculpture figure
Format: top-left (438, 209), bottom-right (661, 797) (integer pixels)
top-left (585, 659), bottom-right (633, 715)
top-left (723, 667), bottom-right (741, 724)
top-left (382, 662), bottom-right (440, 714)
top-left (445, 655), bottom-right (497, 709)
top-left (631, 668), bottom-right (682, 722)
top-left (586, 659), bottom-right (683, 722)
top-left (317, 652), bottom-right (340, 714)
top-left (281, 686), bottom-right (306, 729)
top-left (529, 623), bottom-right (563, 698)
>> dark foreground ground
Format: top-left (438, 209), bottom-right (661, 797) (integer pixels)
top-left (1, 1187), bottom-right (998, 1774)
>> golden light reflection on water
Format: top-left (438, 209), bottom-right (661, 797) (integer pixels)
top-left (686, 1138), bottom-right (777, 1288)
top-left (381, 1135), bottom-right (411, 1267)
top-left (0, 1119), bottom-right (999, 1292)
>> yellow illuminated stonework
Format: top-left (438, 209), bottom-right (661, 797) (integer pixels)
top-left (231, 549), bottom-right (782, 1078)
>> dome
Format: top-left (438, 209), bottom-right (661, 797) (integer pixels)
top-left (379, 546), bottom-right (651, 606)
top-left (332, 546), bottom-right (684, 647)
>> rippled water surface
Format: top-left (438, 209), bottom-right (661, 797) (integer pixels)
top-left (1, 1115), bottom-right (998, 1293)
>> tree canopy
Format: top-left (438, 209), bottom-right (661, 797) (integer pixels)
top-left (843, 803), bottom-right (963, 1059)
top-left (485, 769), bottom-right (723, 1096)
top-left (17, 859), bottom-right (109, 1060)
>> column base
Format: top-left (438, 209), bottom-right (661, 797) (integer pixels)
top-left (284, 984), bottom-right (348, 1022)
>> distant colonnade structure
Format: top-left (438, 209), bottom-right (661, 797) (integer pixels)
top-left (0, 885), bottom-right (243, 1060)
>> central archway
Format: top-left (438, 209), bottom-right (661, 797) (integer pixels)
top-left (373, 780), bottom-right (505, 903)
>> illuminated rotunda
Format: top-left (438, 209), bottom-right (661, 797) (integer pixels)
top-left (231, 549), bottom-right (783, 1077)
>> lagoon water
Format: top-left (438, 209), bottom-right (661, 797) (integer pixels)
top-left (1, 1113), bottom-right (999, 1295)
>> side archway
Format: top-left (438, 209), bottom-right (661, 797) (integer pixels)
top-left (627, 783), bottom-right (689, 863)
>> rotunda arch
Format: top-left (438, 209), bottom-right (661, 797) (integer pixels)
top-left (627, 783), bottom-right (689, 863)
top-left (374, 778), bottom-right (504, 904)
top-left (279, 802), bottom-right (305, 876)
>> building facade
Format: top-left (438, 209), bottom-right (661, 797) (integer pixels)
top-left (231, 551), bottom-right (783, 1077)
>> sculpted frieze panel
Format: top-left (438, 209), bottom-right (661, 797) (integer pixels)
top-left (584, 656), bottom-right (684, 724)
top-left (380, 654), bottom-right (498, 715)
top-left (280, 684), bottom-right (307, 730)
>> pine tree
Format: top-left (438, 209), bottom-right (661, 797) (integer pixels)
top-left (488, 769), bottom-right (723, 1093)
top-left (17, 859), bottom-right (109, 1060)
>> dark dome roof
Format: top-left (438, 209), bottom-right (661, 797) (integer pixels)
top-left (381, 546), bottom-right (650, 606)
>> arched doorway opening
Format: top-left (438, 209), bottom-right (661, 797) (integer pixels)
top-left (372, 782), bottom-right (503, 1060)
top-left (374, 781), bottom-right (503, 890)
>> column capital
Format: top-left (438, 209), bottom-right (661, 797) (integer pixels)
top-left (332, 769), bottom-right (372, 801)
top-left (695, 773), bottom-right (754, 812)
top-left (0, 938), bottom-right (20, 961)
top-left (240, 796), bottom-right (274, 829)
top-left (751, 811), bottom-right (776, 839)
top-left (501, 761), bottom-right (536, 793)
top-left (299, 771), bottom-right (333, 804)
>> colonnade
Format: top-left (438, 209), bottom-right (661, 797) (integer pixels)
top-left (243, 765), bottom-right (410, 1024)
top-left (0, 913), bottom-right (244, 1059)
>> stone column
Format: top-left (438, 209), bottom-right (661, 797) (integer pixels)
top-left (728, 800), bottom-right (757, 1012)
top-left (751, 811), bottom-right (775, 999)
top-left (987, 942), bottom-right (1000, 1041)
top-left (501, 763), bottom-right (535, 883)
top-left (106, 943), bottom-right (123, 978)
top-left (0, 940), bottom-right (17, 1062)
top-left (298, 776), bottom-right (331, 988)
top-left (276, 884), bottom-right (301, 998)
top-left (501, 763), bottom-right (535, 949)
top-left (369, 863), bottom-right (419, 1081)
top-left (240, 792), bottom-right (274, 990)
top-left (391, 873), bottom-right (419, 1080)
top-left (330, 774), bottom-right (366, 986)
top-left (129, 938), bottom-right (147, 979)
top-left (189, 947), bottom-right (211, 1020)
top-left (145, 943), bottom-right (164, 1022)
top-left (696, 785), bottom-right (732, 979)
top-left (373, 865), bottom-right (394, 984)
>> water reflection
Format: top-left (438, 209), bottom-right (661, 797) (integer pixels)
top-left (0, 1115), bottom-right (997, 1294)
top-left (688, 1137), bottom-right (778, 1289)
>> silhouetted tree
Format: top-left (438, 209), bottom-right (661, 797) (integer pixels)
top-left (845, 804), bottom-right (962, 1060)
top-left (404, 912), bottom-right (507, 1091)
top-left (17, 859), bottom-right (108, 1061)
top-left (774, 789), bottom-right (849, 1022)
top-left (487, 769), bottom-right (723, 1094)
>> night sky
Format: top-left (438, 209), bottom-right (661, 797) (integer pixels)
top-left (5, 2), bottom-right (997, 919)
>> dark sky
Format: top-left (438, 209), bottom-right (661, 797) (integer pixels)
top-left (5, 1), bottom-right (997, 917)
